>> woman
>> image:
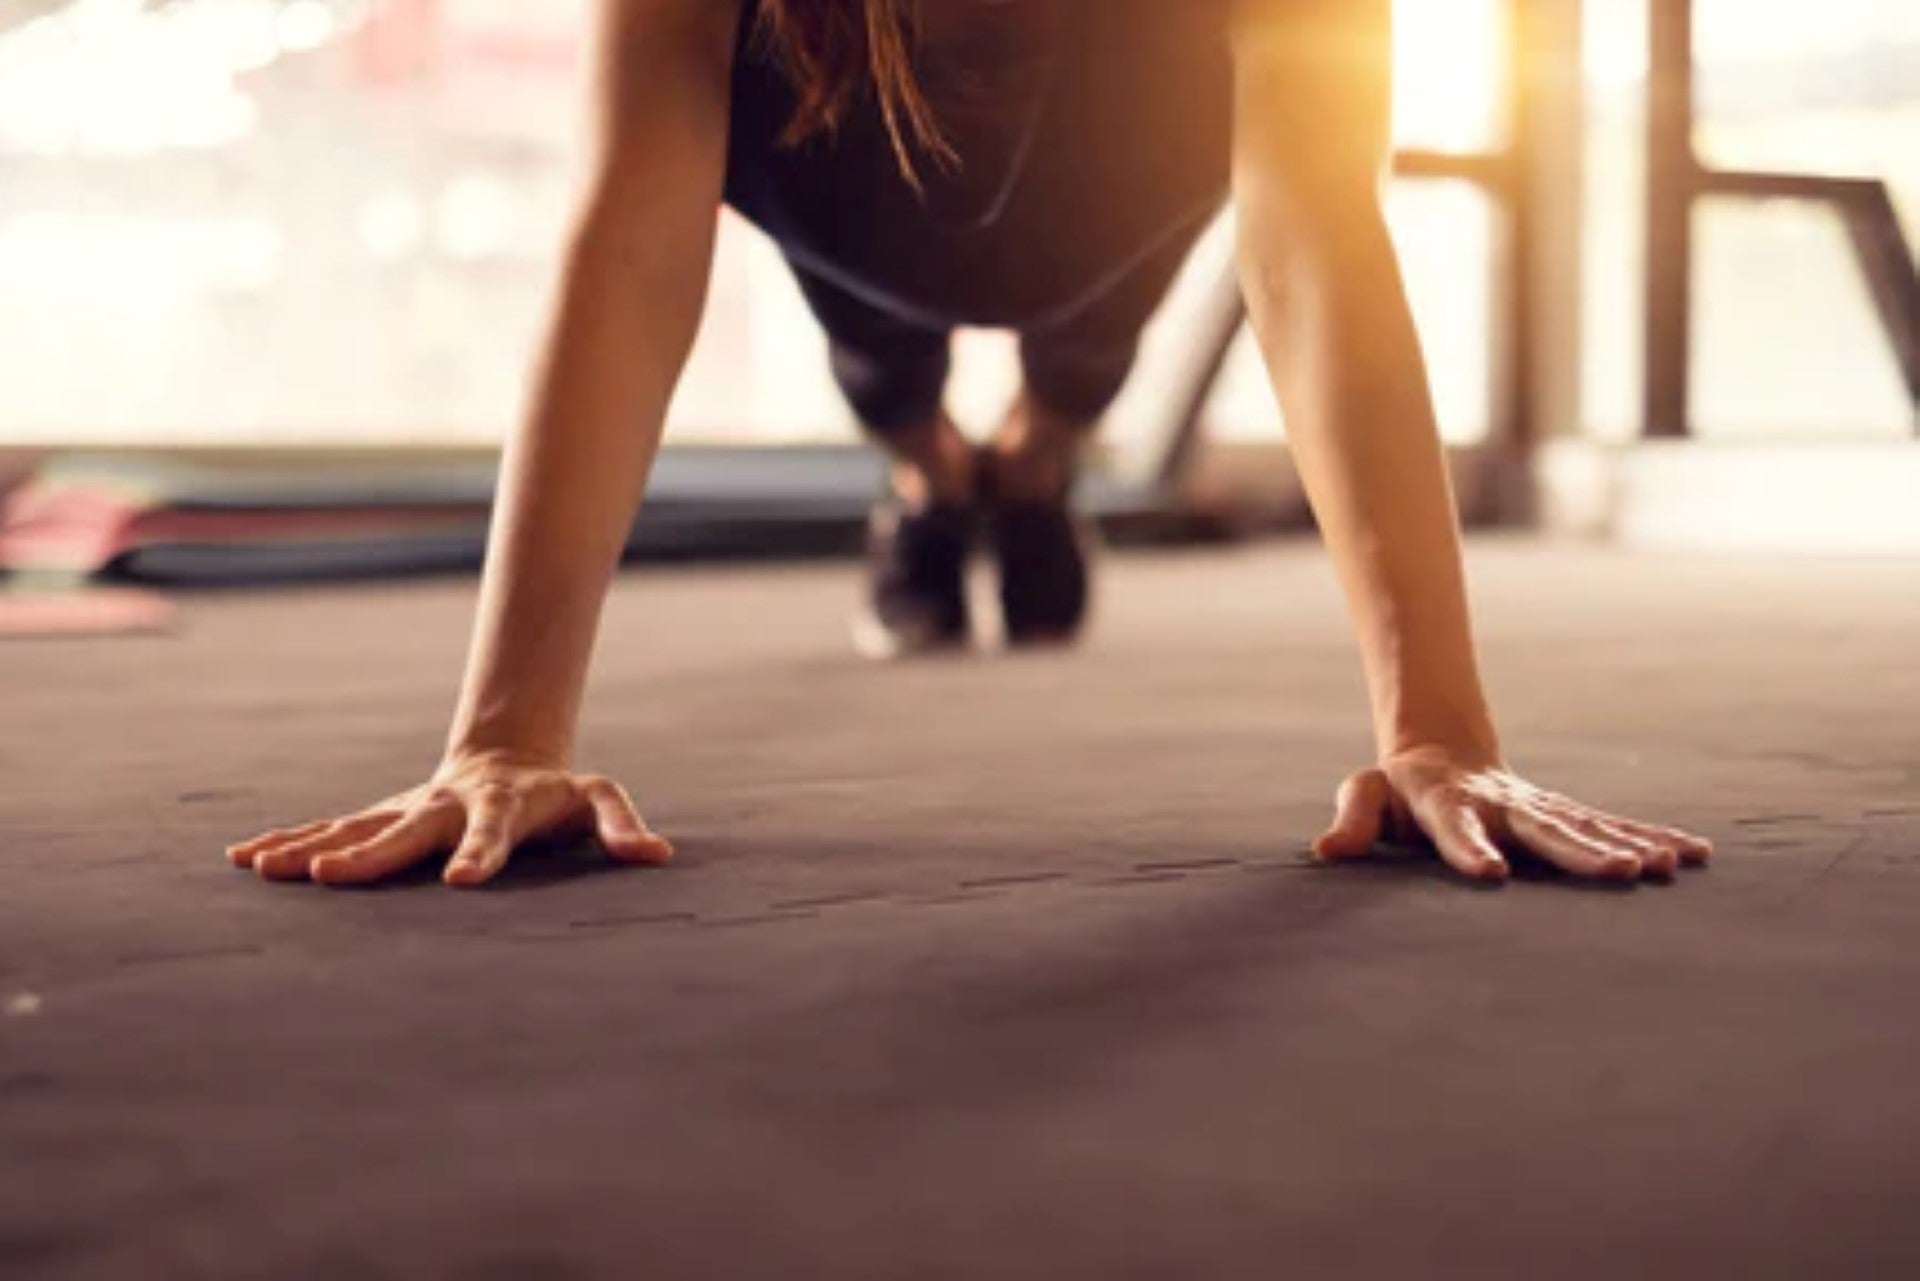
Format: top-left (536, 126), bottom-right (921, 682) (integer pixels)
top-left (228, 0), bottom-right (1713, 887)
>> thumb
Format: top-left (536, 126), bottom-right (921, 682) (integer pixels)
top-left (1313, 768), bottom-right (1392, 861)
top-left (581, 777), bottom-right (675, 866)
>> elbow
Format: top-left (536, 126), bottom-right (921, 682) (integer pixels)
top-left (1236, 165), bottom-right (1397, 306)
top-left (1234, 185), bottom-right (1410, 364)
top-left (574, 147), bottom-right (659, 236)
top-left (1236, 157), bottom-right (1391, 263)
top-left (567, 155), bottom-right (707, 282)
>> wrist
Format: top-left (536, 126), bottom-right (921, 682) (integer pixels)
top-left (445, 695), bottom-right (575, 773)
top-left (1378, 701), bottom-right (1502, 768)
top-left (1380, 737), bottom-right (1505, 775)
top-left (441, 734), bottom-right (571, 776)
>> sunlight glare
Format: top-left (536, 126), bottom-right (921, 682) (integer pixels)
top-left (1391, 0), bottom-right (1505, 153)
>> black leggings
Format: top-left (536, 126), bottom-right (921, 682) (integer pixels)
top-left (784, 212), bottom-right (1213, 437)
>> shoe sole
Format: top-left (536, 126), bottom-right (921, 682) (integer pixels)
top-left (849, 611), bottom-right (973, 662)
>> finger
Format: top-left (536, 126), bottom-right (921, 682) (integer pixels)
top-left (1313, 769), bottom-right (1391, 861)
top-left (1543, 805), bottom-right (1680, 879)
top-left (1507, 808), bottom-right (1642, 881)
top-left (253, 815), bottom-right (394, 882)
top-left (311, 809), bottom-right (459, 887)
top-left (1607, 816), bottom-right (1715, 867)
top-left (581, 776), bottom-right (674, 865)
top-left (1425, 802), bottom-right (1510, 883)
top-left (227, 819), bottom-right (332, 868)
top-left (255, 821), bottom-right (385, 883)
top-left (1598, 822), bottom-right (1679, 878)
top-left (226, 821), bottom-right (320, 871)
top-left (228, 819), bottom-right (324, 860)
top-left (443, 790), bottom-right (524, 888)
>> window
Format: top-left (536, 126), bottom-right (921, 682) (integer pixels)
top-left (1579, 0), bottom-right (1917, 441)
top-left (1692, 0), bottom-right (1917, 438)
top-left (1, 0), bottom-right (1512, 452)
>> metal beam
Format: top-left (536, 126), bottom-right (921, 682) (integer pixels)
top-left (1639, 2), bottom-right (1919, 437)
top-left (1644, 0), bottom-right (1698, 439)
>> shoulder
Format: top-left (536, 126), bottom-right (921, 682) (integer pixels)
top-left (593, 0), bottom-right (746, 112)
top-left (598, 0), bottom-right (744, 60)
top-left (1225, 0), bottom-right (1390, 60)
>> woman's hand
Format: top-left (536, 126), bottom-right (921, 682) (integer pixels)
top-left (227, 752), bottom-right (673, 888)
top-left (1314, 746), bottom-right (1714, 884)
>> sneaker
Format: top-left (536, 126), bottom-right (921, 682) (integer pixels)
top-left (852, 499), bottom-right (976, 659)
top-left (982, 458), bottom-right (1096, 647)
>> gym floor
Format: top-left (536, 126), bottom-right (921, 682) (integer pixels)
top-left (4, 541), bottom-right (1918, 1278)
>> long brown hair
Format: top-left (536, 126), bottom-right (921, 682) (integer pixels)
top-left (755, 0), bottom-right (954, 181)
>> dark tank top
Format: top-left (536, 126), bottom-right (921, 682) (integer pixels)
top-left (722, 0), bottom-right (1236, 331)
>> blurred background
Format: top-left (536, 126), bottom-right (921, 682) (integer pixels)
top-left (0, 0), bottom-right (1915, 595)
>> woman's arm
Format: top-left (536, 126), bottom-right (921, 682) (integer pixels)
top-left (230, 0), bottom-right (743, 887)
top-left (1227, 0), bottom-right (1711, 881)
top-left (447, 0), bottom-right (737, 768)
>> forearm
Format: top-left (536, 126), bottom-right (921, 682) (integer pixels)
top-left (438, 0), bottom-right (735, 766)
top-left (1237, 199), bottom-right (1499, 762)
top-left (446, 206), bottom-right (713, 764)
